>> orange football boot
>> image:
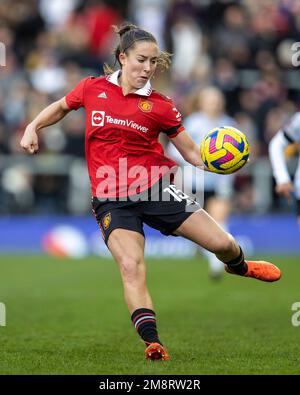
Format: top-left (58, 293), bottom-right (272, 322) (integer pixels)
top-left (225, 260), bottom-right (281, 282)
top-left (145, 342), bottom-right (170, 361)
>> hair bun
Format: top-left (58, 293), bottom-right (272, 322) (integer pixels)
top-left (114, 22), bottom-right (139, 37)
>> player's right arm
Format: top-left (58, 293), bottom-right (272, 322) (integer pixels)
top-left (269, 130), bottom-right (294, 203)
top-left (20, 97), bottom-right (71, 154)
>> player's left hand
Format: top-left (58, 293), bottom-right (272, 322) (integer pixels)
top-left (276, 182), bottom-right (294, 203)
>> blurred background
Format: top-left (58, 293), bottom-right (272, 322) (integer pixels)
top-left (0, 0), bottom-right (299, 257)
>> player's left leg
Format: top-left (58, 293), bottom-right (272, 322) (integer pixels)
top-left (174, 209), bottom-right (281, 282)
top-left (107, 228), bottom-right (170, 361)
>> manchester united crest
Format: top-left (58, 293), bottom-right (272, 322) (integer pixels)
top-left (138, 99), bottom-right (153, 112)
top-left (102, 212), bottom-right (111, 230)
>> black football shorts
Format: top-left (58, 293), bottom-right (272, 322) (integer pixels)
top-left (91, 178), bottom-right (200, 245)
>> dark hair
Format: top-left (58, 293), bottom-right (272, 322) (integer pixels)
top-left (104, 22), bottom-right (171, 74)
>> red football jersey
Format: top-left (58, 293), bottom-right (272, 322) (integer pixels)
top-left (65, 70), bottom-right (184, 198)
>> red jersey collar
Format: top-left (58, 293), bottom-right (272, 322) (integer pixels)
top-left (106, 70), bottom-right (152, 97)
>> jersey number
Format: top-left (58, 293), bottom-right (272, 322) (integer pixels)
top-left (163, 184), bottom-right (190, 202)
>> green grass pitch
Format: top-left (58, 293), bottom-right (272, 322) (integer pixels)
top-left (0, 254), bottom-right (300, 374)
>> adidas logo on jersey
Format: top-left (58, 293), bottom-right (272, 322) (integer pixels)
top-left (98, 92), bottom-right (107, 99)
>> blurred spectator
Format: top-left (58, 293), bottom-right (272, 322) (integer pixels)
top-left (29, 50), bottom-right (67, 94)
top-left (39, 0), bottom-right (79, 29)
top-left (213, 58), bottom-right (239, 115)
top-left (234, 111), bottom-right (260, 158)
top-left (211, 4), bottom-right (251, 69)
top-left (62, 111), bottom-right (85, 157)
top-left (129, 0), bottom-right (168, 50)
top-left (1, 165), bottom-right (34, 213)
top-left (170, 15), bottom-right (202, 82)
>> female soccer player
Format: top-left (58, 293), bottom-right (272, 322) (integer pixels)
top-left (20, 23), bottom-right (281, 361)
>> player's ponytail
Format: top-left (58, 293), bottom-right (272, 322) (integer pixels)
top-left (103, 22), bottom-right (171, 75)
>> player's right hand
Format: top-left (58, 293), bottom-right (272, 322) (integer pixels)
top-left (20, 125), bottom-right (39, 154)
top-left (276, 182), bottom-right (294, 203)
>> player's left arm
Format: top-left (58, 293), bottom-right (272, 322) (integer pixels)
top-left (169, 129), bottom-right (206, 169)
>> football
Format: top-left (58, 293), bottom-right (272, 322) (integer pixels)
top-left (200, 126), bottom-right (250, 174)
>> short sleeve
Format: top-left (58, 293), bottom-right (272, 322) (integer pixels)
top-left (160, 100), bottom-right (184, 138)
top-left (65, 77), bottom-right (90, 110)
top-left (282, 112), bottom-right (300, 143)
